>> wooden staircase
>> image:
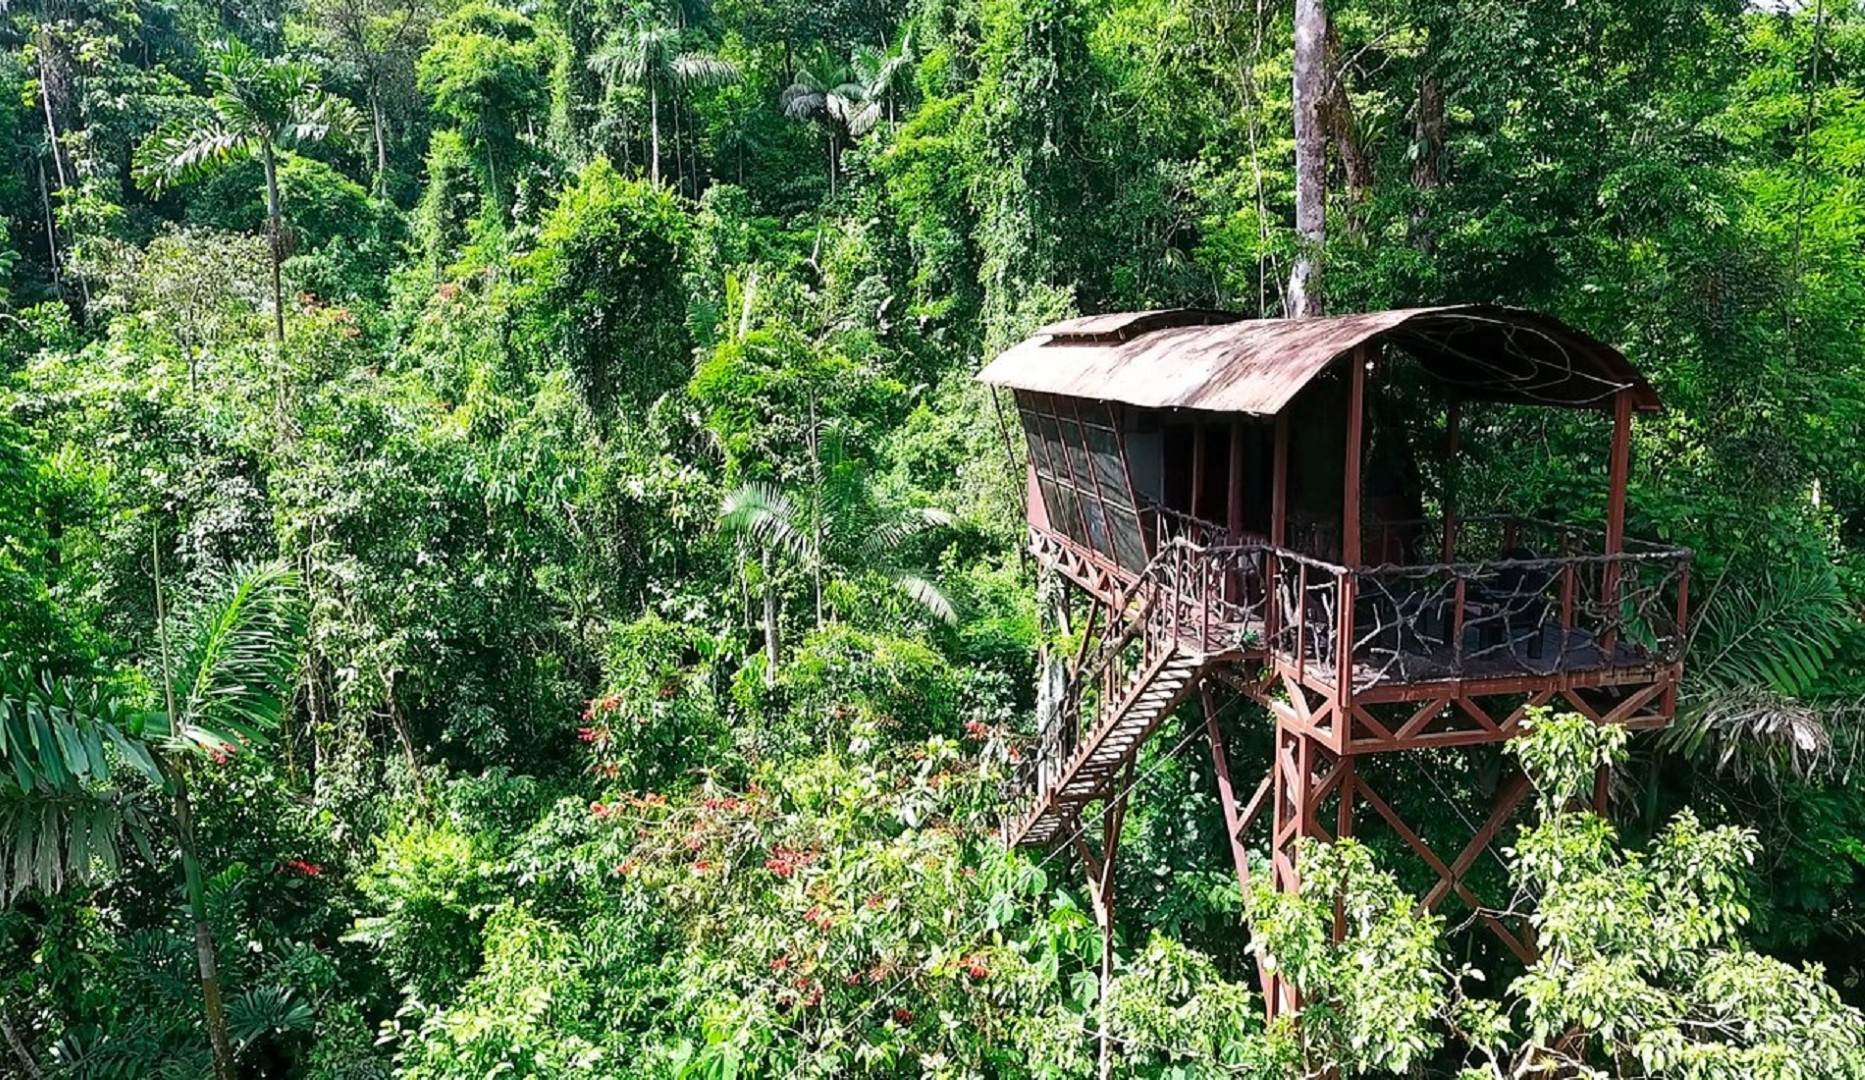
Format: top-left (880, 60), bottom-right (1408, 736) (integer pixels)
top-left (1007, 609), bottom-right (1209, 848)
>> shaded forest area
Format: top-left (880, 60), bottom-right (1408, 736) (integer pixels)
top-left (6, 0), bottom-right (1865, 1075)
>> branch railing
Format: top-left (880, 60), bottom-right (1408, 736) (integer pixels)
top-left (1022, 520), bottom-right (1690, 801)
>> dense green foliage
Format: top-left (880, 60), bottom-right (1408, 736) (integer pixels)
top-left (8, 0), bottom-right (1865, 1075)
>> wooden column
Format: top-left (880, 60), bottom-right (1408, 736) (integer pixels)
top-left (1271, 414), bottom-right (1290, 547)
top-left (1602, 389), bottom-right (1633, 652)
top-left (1442, 397), bottom-right (1461, 563)
top-left (1190, 419), bottom-right (1206, 526)
top-left (1342, 347), bottom-right (1367, 568)
top-left (1605, 389), bottom-right (1632, 557)
top-left (1337, 348), bottom-right (1367, 699)
top-left (1228, 419), bottom-right (1246, 542)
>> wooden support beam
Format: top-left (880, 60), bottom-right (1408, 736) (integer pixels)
top-left (1343, 346), bottom-right (1367, 568)
top-left (1271, 413), bottom-right (1289, 548)
top-left (1442, 397), bottom-right (1461, 563)
top-left (1228, 418), bottom-right (1246, 543)
top-left (1201, 686), bottom-right (1252, 890)
top-left (1190, 419), bottom-right (1205, 525)
top-left (1605, 388), bottom-right (1632, 557)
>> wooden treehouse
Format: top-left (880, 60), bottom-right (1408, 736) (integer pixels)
top-left (978, 305), bottom-right (1691, 1014)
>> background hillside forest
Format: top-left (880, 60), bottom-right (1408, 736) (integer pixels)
top-left (11, 0), bottom-right (1865, 1074)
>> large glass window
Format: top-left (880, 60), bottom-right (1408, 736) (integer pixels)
top-left (1015, 392), bottom-right (1150, 572)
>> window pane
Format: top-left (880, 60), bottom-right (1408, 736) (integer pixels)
top-left (1036, 414), bottom-right (1064, 479)
top-left (1107, 507), bottom-right (1148, 571)
top-left (1051, 483), bottom-right (1085, 545)
top-left (1081, 496), bottom-right (1112, 554)
top-left (1085, 424), bottom-right (1128, 509)
top-left (1059, 418), bottom-right (1094, 488)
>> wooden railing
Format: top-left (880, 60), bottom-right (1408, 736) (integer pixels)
top-left (1033, 518), bottom-right (1691, 694)
top-left (1262, 546), bottom-right (1688, 688)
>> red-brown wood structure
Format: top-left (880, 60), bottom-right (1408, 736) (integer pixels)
top-left (978, 305), bottom-right (1691, 1017)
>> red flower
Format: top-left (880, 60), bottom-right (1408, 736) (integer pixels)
top-left (893, 1008), bottom-right (913, 1024)
top-left (614, 860), bottom-right (637, 876)
top-left (577, 726), bottom-right (600, 743)
top-left (805, 906), bottom-right (833, 930)
top-left (590, 801), bottom-right (609, 818)
top-left (283, 859), bottom-right (322, 877)
top-left (843, 972), bottom-right (863, 986)
top-left (769, 954), bottom-right (791, 971)
top-left (964, 956), bottom-right (990, 980)
top-left (764, 846), bottom-right (815, 878)
top-left (963, 719), bottom-right (989, 741)
top-left (864, 895), bottom-right (883, 910)
top-left (690, 859), bottom-right (712, 873)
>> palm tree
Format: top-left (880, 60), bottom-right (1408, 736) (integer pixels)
top-left (720, 479), bottom-right (953, 685)
top-left (780, 61), bottom-right (876, 197)
top-left (0, 562), bottom-right (302, 1080)
top-left (589, 20), bottom-right (739, 187)
top-left (134, 40), bottom-right (362, 349)
top-left (851, 33), bottom-right (912, 127)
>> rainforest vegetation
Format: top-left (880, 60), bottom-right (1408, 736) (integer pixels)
top-left (6, 0), bottom-right (1865, 1075)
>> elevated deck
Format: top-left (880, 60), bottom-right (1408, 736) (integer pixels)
top-left (1008, 515), bottom-right (1690, 847)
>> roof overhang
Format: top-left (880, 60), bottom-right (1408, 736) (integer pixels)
top-left (976, 305), bottom-right (1662, 415)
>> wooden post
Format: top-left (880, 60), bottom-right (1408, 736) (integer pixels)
top-left (1271, 413), bottom-right (1289, 548)
top-left (1343, 348), bottom-right (1366, 569)
top-left (1228, 419), bottom-right (1246, 538)
top-left (1190, 419), bottom-right (1206, 527)
top-left (1605, 389), bottom-right (1632, 557)
top-left (1442, 397), bottom-right (1461, 563)
top-left (1603, 389), bottom-right (1633, 652)
top-left (1202, 686), bottom-right (1251, 884)
top-left (1338, 348), bottom-right (1367, 699)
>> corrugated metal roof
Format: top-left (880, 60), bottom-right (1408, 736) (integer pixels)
top-left (977, 305), bottom-right (1661, 415)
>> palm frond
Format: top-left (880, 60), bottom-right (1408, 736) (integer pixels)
top-left (279, 88), bottom-right (364, 150)
top-left (781, 85), bottom-right (826, 120)
top-left (0, 786), bottom-right (149, 901)
top-left (0, 670), bottom-right (162, 791)
top-left (132, 117), bottom-right (254, 193)
top-left (669, 52), bottom-right (740, 90)
top-left (162, 562), bottom-right (303, 755)
top-left (861, 506), bottom-right (953, 560)
top-left (895, 574), bottom-right (957, 625)
top-left (225, 985), bottom-right (315, 1048)
top-left (1663, 687), bottom-right (1835, 780)
top-left (841, 96), bottom-right (883, 138)
top-left (719, 482), bottom-right (810, 561)
top-left (1688, 561), bottom-right (1851, 697)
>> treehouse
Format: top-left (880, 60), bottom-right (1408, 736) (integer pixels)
top-left (978, 305), bottom-right (1691, 1012)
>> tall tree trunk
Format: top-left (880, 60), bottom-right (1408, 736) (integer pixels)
top-left (370, 91), bottom-right (389, 194)
top-left (261, 144), bottom-right (289, 420)
top-left (1411, 70), bottom-right (1444, 254)
top-left (761, 548), bottom-right (780, 688)
top-left (649, 81), bottom-right (661, 186)
top-left (35, 160), bottom-right (61, 293)
top-left (1323, 19), bottom-right (1372, 238)
top-left (1, 1012), bottom-right (45, 1080)
top-left (153, 543), bottom-right (236, 1080)
top-left (261, 144), bottom-right (286, 346)
top-left (174, 776), bottom-right (237, 1080)
top-left (1289, 0), bottom-right (1328, 317)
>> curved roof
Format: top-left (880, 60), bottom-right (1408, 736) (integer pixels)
top-left (976, 305), bottom-right (1661, 415)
